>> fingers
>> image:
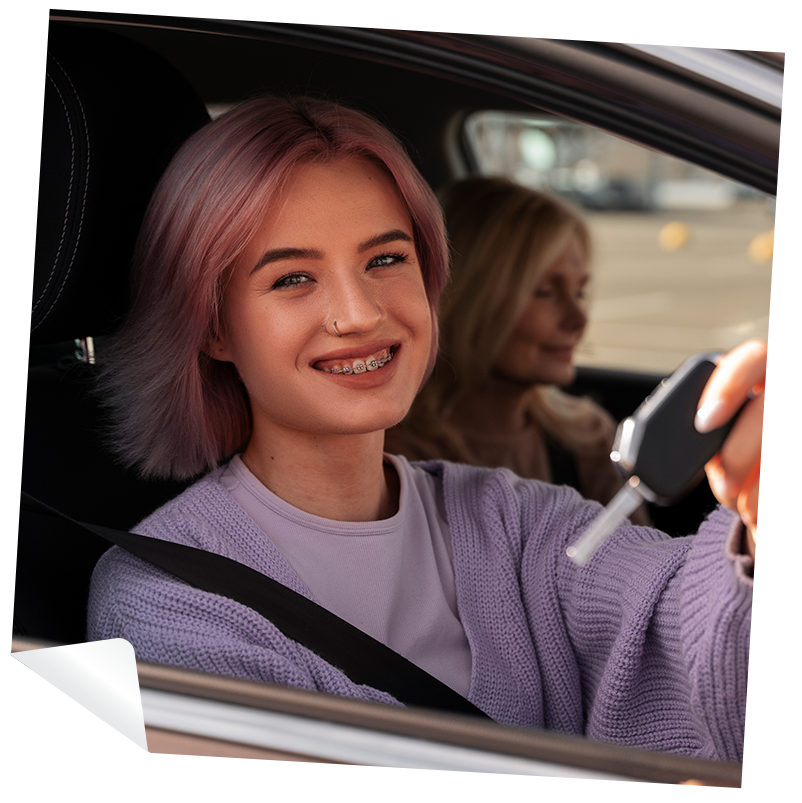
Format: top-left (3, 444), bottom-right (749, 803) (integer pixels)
top-left (705, 390), bottom-right (764, 505)
top-left (695, 339), bottom-right (767, 433)
top-left (698, 339), bottom-right (766, 553)
top-left (729, 392), bottom-right (764, 476)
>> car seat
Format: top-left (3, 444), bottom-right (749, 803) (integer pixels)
top-left (15, 22), bottom-right (211, 643)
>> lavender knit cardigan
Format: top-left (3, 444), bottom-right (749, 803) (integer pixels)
top-left (87, 460), bottom-right (752, 761)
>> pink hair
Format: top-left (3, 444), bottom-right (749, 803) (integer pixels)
top-left (100, 96), bottom-right (449, 480)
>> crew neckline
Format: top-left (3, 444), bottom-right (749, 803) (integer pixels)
top-left (222, 453), bottom-right (408, 535)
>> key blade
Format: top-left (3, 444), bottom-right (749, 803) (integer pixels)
top-left (567, 480), bottom-right (644, 567)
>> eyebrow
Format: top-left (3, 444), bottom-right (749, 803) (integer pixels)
top-left (250, 247), bottom-right (323, 275)
top-left (357, 229), bottom-right (414, 253)
top-left (250, 229), bottom-right (414, 275)
top-left (541, 263), bottom-right (591, 281)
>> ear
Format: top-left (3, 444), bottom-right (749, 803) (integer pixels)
top-left (204, 330), bottom-right (233, 363)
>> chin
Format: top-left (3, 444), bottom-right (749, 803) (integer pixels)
top-left (506, 366), bottom-right (577, 388)
top-left (553, 366), bottom-right (578, 387)
top-left (494, 353), bottom-right (578, 389)
top-left (332, 402), bottom-right (414, 436)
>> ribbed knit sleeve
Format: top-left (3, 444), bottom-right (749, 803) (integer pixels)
top-left (551, 503), bottom-right (750, 761)
top-left (678, 509), bottom-right (752, 759)
top-left (438, 460), bottom-right (751, 761)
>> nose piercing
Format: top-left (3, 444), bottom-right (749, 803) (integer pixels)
top-left (333, 321), bottom-right (342, 338)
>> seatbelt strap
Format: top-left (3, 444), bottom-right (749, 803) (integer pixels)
top-left (20, 491), bottom-right (489, 719)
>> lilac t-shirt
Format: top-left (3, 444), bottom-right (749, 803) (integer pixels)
top-left (219, 453), bottom-right (473, 696)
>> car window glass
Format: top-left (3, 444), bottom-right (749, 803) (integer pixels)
top-left (463, 111), bottom-right (775, 373)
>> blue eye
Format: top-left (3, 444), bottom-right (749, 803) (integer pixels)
top-left (273, 273), bottom-right (311, 289)
top-left (368, 252), bottom-right (408, 269)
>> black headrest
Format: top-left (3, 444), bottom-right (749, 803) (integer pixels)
top-left (31, 23), bottom-right (210, 345)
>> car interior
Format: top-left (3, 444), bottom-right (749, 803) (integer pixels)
top-left (18, 11), bottom-right (778, 645)
top-left (13, 13), bottom-right (777, 782)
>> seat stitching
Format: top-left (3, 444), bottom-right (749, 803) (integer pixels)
top-left (32, 53), bottom-right (90, 332)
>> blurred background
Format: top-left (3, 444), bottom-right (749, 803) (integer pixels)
top-left (465, 111), bottom-right (774, 373)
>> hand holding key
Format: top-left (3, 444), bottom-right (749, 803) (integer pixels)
top-left (567, 339), bottom-right (765, 565)
top-left (696, 339), bottom-right (765, 559)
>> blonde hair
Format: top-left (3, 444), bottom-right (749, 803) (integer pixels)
top-left (398, 175), bottom-right (612, 462)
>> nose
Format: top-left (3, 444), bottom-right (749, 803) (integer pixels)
top-left (327, 272), bottom-right (384, 336)
top-left (561, 294), bottom-right (588, 334)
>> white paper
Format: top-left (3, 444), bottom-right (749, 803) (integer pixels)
top-left (13, 640), bottom-right (147, 750)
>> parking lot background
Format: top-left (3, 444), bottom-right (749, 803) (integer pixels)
top-left (582, 200), bottom-right (773, 374)
top-left (467, 113), bottom-right (775, 375)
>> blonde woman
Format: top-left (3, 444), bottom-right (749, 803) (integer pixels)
top-left (387, 176), bottom-right (645, 517)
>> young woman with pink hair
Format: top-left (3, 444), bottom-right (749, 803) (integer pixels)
top-left (88, 96), bottom-right (761, 761)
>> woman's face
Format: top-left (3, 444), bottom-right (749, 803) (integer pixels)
top-left (212, 157), bottom-right (433, 442)
top-left (493, 232), bottom-right (589, 387)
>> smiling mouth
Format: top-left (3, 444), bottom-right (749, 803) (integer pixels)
top-left (314, 346), bottom-right (396, 375)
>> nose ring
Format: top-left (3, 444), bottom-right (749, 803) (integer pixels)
top-left (333, 321), bottom-right (342, 338)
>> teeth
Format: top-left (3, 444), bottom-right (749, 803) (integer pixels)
top-left (318, 348), bottom-right (393, 375)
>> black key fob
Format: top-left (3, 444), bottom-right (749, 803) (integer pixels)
top-left (611, 352), bottom-right (739, 505)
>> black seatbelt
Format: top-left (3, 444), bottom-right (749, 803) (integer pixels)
top-left (20, 491), bottom-right (489, 719)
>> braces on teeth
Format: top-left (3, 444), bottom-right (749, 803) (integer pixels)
top-left (321, 349), bottom-right (394, 374)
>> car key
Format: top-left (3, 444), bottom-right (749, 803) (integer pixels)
top-left (566, 352), bottom-right (740, 566)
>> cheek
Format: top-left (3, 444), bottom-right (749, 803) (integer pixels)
top-left (222, 314), bottom-right (267, 368)
top-left (505, 333), bottom-right (542, 366)
top-left (388, 274), bottom-right (432, 333)
top-left (494, 329), bottom-right (537, 372)
top-left (420, 307), bottom-right (438, 383)
top-left (389, 277), bottom-right (434, 388)
top-left (511, 303), bottom-right (554, 344)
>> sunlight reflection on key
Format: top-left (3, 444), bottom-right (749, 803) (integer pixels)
top-left (566, 479), bottom-right (645, 567)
